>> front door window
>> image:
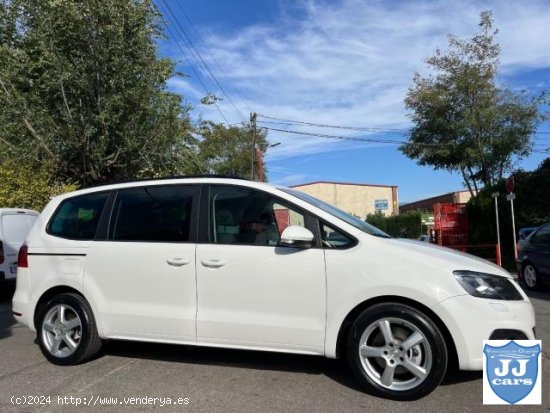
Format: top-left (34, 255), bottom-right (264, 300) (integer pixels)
top-left (209, 186), bottom-right (308, 246)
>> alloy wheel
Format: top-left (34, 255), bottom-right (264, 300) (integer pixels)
top-left (358, 317), bottom-right (432, 391)
top-left (523, 265), bottom-right (537, 288)
top-left (41, 304), bottom-right (82, 358)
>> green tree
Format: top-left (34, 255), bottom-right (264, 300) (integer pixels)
top-left (0, 0), bottom-right (195, 186)
top-left (401, 11), bottom-right (547, 195)
top-left (0, 160), bottom-right (78, 211)
top-left (195, 121), bottom-right (268, 179)
top-left (467, 158), bottom-right (550, 268)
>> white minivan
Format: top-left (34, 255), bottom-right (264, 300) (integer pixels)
top-left (0, 208), bottom-right (38, 284)
top-left (12, 177), bottom-right (535, 400)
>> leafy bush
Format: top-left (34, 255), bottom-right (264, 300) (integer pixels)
top-left (0, 161), bottom-right (78, 212)
top-left (366, 211), bottom-right (423, 239)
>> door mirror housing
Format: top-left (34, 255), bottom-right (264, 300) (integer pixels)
top-left (280, 226), bottom-right (315, 248)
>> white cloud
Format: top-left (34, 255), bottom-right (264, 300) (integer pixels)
top-left (268, 173), bottom-right (310, 186)
top-left (170, 0), bottom-right (550, 164)
top-left (166, 77), bottom-right (204, 101)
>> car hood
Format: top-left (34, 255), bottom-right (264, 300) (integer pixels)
top-left (380, 238), bottom-right (512, 278)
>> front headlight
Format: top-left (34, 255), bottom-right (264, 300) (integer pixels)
top-left (453, 270), bottom-right (523, 300)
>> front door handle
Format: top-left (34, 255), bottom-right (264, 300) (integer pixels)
top-left (201, 259), bottom-right (226, 268)
top-left (166, 257), bottom-right (190, 267)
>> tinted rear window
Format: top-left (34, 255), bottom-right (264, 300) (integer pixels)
top-left (109, 186), bottom-right (196, 242)
top-left (48, 192), bottom-right (109, 240)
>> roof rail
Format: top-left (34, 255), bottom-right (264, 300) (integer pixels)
top-left (84, 174), bottom-right (248, 189)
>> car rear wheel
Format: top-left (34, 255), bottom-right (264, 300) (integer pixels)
top-left (523, 263), bottom-right (542, 290)
top-left (346, 303), bottom-right (448, 400)
top-left (37, 293), bottom-right (103, 365)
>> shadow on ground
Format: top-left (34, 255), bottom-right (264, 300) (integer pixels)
top-left (524, 285), bottom-right (550, 302)
top-left (103, 339), bottom-right (480, 394)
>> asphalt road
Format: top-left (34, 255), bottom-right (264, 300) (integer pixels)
top-left (0, 284), bottom-right (548, 413)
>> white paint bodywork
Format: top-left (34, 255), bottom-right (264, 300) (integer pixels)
top-left (0, 209), bottom-right (38, 281)
top-left (12, 178), bottom-right (536, 371)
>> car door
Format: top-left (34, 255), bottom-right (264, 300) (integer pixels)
top-left (196, 184), bottom-right (326, 354)
top-left (84, 184), bottom-right (199, 342)
top-left (1, 213), bottom-right (37, 279)
top-left (528, 225), bottom-right (550, 277)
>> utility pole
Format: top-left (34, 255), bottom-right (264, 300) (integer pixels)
top-left (257, 147), bottom-right (264, 182)
top-left (257, 142), bottom-right (280, 182)
top-left (250, 112), bottom-right (257, 180)
top-left (506, 175), bottom-right (518, 260)
top-left (492, 192), bottom-right (502, 266)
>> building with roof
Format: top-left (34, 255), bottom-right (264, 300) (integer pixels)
top-left (399, 190), bottom-right (475, 214)
top-left (290, 181), bottom-right (399, 218)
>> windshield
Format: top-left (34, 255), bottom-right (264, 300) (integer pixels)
top-left (280, 187), bottom-right (391, 238)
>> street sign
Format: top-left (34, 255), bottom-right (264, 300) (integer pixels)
top-left (506, 193), bottom-right (516, 201)
top-left (374, 199), bottom-right (388, 211)
top-left (505, 175), bottom-right (515, 194)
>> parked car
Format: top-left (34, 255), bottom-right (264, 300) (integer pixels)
top-left (418, 234), bottom-right (430, 243)
top-left (517, 222), bottom-right (550, 290)
top-left (517, 226), bottom-right (538, 256)
top-left (0, 208), bottom-right (38, 284)
top-left (12, 177), bottom-right (535, 400)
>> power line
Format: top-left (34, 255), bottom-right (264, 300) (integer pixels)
top-left (258, 120), bottom-right (409, 136)
top-left (160, 0), bottom-right (245, 122)
top-left (258, 114), bottom-right (410, 133)
top-left (258, 114), bottom-right (550, 138)
top-left (263, 127), bottom-right (416, 146)
top-left (263, 127), bottom-right (550, 153)
top-left (154, 2), bottom-right (229, 124)
top-left (174, 3), bottom-right (254, 114)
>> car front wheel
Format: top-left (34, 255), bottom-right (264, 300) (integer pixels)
top-left (37, 293), bottom-right (103, 365)
top-left (346, 303), bottom-right (448, 400)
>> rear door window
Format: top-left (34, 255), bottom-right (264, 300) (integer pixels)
top-left (531, 225), bottom-right (550, 247)
top-left (48, 192), bottom-right (109, 240)
top-left (109, 185), bottom-right (197, 242)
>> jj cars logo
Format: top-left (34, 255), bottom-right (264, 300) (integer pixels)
top-left (483, 340), bottom-right (541, 405)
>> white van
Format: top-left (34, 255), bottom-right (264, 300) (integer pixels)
top-left (0, 208), bottom-right (38, 283)
top-left (11, 177), bottom-right (535, 400)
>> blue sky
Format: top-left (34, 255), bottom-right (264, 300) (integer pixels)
top-left (155, 0), bottom-right (550, 203)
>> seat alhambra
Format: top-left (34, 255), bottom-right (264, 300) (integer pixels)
top-left (12, 177), bottom-right (535, 400)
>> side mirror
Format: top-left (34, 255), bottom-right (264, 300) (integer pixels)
top-left (279, 226), bottom-right (315, 248)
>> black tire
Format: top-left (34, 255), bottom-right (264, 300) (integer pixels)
top-left (36, 293), bottom-right (103, 365)
top-left (346, 303), bottom-right (448, 400)
top-left (522, 262), bottom-right (542, 291)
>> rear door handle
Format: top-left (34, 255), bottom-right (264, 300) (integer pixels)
top-left (166, 258), bottom-right (191, 267)
top-left (201, 259), bottom-right (226, 268)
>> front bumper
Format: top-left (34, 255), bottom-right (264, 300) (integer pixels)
top-left (432, 294), bottom-right (536, 370)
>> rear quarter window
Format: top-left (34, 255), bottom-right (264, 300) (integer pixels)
top-left (47, 192), bottom-right (109, 240)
